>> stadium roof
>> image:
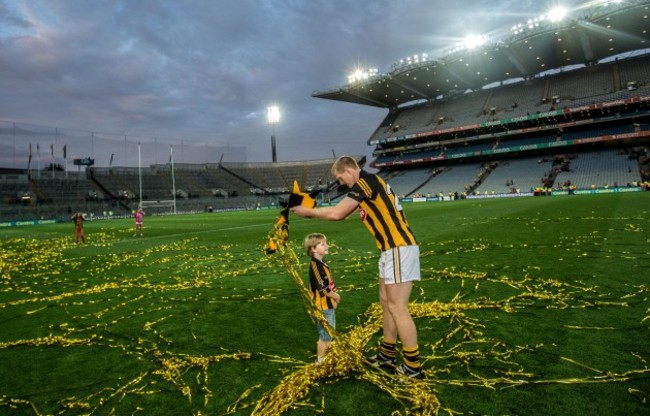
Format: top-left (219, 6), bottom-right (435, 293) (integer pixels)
top-left (312, 0), bottom-right (650, 108)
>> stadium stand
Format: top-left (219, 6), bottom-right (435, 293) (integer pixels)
top-left (379, 167), bottom-right (434, 197)
top-left (474, 157), bottom-right (554, 194)
top-left (0, 158), bottom-right (344, 221)
top-left (2, 1), bottom-right (649, 222)
top-left (416, 163), bottom-right (485, 198)
top-left (554, 149), bottom-right (643, 189)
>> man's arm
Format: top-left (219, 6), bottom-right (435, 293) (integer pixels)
top-left (291, 196), bottom-right (358, 221)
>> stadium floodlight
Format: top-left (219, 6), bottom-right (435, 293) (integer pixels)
top-left (547, 7), bottom-right (568, 22)
top-left (267, 106), bottom-right (280, 163)
top-left (510, 5), bottom-right (571, 37)
top-left (527, 15), bottom-right (545, 29)
top-left (511, 23), bottom-right (525, 35)
top-left (396, 53), bottom-right (429, 68)
top-left (348, 67), bottom-right (378, 83)
top-left (463, 34), bottom-right (487, 49)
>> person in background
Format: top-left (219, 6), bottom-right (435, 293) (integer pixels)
top-left (133, 207), bottom-right (145, 237)
top-left (71, 212), bottom-right (86, 244)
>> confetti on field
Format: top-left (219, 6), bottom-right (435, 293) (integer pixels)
top-left (0, 214), bottom-right (648, 415)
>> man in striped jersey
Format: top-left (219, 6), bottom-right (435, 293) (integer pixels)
top-left (291, 156), bottom-right (423, 379)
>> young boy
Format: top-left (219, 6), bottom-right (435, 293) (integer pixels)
top-left (304, 233), bottom-right (340, 363)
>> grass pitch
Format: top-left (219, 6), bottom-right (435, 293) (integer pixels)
top-left (0, 192), bottom-right (648, 415)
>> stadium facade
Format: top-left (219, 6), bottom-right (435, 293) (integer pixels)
top-left (313, 0), bottom-right (649, 198)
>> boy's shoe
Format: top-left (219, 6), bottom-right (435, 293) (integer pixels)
top-left (368, 353), bottom-right (396, 369)
top-left (396, 363), bottom-right (425, 379)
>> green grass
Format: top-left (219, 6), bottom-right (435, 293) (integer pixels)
top-left (1, 193), bottom-right (648, 415)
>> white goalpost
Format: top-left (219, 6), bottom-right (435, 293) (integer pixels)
top-left (140, 200), bottom-right (176, 215)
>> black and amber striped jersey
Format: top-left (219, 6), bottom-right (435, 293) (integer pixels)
top-left (346, 170), bottom-right (417, 252)
top-left (309, 257), bottom-right (337, 310)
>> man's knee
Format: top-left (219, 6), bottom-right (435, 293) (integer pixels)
top-left (385, 299), bottom-right (410, 318)
top-left (379, 291), bottom-right (389, 306)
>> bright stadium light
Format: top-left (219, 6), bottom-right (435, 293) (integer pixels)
top-left (267, 105), bottom-right (280, 124)
top-left (463, 34), bottom-right (487, 49)
top-left (527, 15), bottom-right (546, 29)
top-left (511, 23), bottom-right (525, 35)
top-left (348, 67), bottom-right (378, 83)
top-left (547, 7), bottom-right (568, 22)
top-left (510, 6), bottom-right (569, 36)
top-left (267, 106), bottom-right (280, 163)
top-left (393, 53), bottom-right (430, 69)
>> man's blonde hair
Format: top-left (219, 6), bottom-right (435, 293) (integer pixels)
top-left (303, 233), bottom-right (326, 255)
top-left (331, 156), bottom-right (359, 175)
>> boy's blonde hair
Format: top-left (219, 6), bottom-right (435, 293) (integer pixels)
top-left (303, 233), bottom-right (326, 255)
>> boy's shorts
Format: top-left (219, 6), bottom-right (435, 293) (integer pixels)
top-left (379, 245), bottom-right (421, 285)
top-left (317, 308), bottom-right (336, 341)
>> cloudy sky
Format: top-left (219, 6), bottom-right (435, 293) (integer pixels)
top-left (0, 0), bottom-right (585, 168)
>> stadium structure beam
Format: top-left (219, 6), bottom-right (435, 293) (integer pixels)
top-left (388, 77), bottom-right (429, 101)
top-left (439, 64), bottom-right (474, 92)
top-left (311, 88), bottom-right (389, 107)
top-left (502, 48), bottom-right (531, 78)
top-left (341, 85), bottom-right (392, 107)
top-left (577, 23), bottom-right (595, 63)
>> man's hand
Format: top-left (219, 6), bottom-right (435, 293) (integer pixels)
top-left (292, 197), bottom-right (358, 221)
top-left (291, 205), bottom-right (312, 218)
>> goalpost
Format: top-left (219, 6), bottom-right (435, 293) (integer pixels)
top-left (140, 200), bottom-right (176, 215)
top-left (136, 144), bottom-right (178, 215)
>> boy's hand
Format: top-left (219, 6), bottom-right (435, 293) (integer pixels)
top-left (330, 292), bottom-right (340, 309)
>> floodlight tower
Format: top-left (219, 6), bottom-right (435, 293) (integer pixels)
top-left (267, 106), bottom-right (280, 163)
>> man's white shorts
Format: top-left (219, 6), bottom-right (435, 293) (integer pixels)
top-left (378, 245), bottom-right (421, 285)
